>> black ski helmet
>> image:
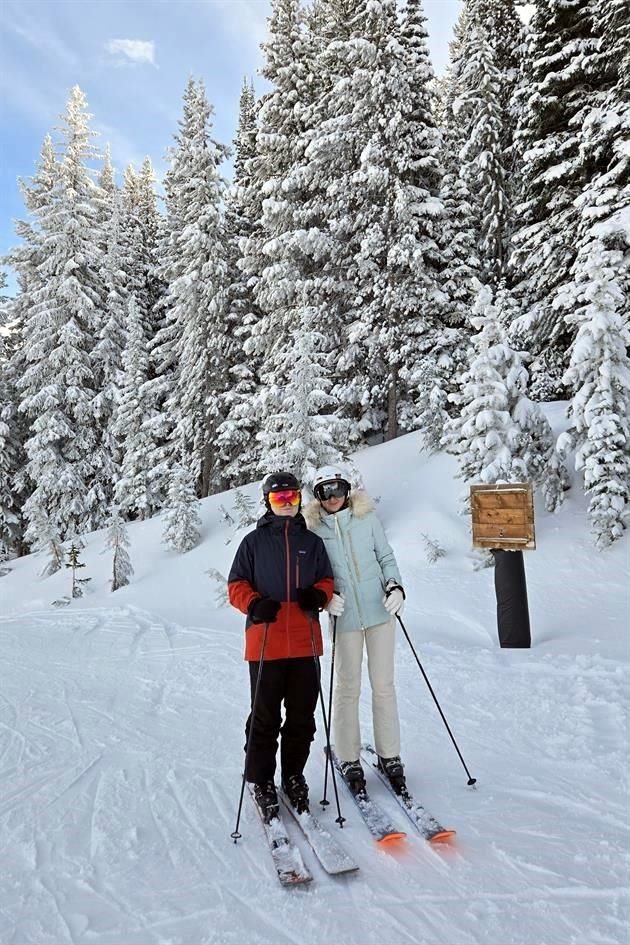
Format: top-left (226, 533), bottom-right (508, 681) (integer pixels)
top-left (262, 471), bottom-right (300, 496)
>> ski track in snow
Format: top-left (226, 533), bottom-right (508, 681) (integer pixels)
top-left (0, 605), bottom-right (628, 945)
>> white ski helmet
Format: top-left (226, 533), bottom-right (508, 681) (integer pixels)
top-left (312, 465), bottom-right (351, 501)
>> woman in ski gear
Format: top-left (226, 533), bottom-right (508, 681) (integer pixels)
top-left (228, 471), bottom-right (334, 819)
top-left (304, 466), bottom-right (407, 794)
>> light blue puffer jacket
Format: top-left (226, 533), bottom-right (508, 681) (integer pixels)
top-left (303, 492), bottom-right (403, 633)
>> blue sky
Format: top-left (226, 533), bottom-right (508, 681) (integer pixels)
top-left (0, 0), bottom-right (462, 288)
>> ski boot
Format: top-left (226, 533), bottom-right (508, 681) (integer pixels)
top-left (339, 759), bottom-right (367, 796)
top-left (282, 773), bottom-right (310, 814)
top-left (253, 780), bottom-right (280, 823)
top-left (377, 755), bottom-right (407, 796)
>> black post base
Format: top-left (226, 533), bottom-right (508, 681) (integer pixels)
top-left (492, 550), bottom-right (531, 648)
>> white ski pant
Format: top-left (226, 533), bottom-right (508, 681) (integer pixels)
top-left (332, 620), bottom-right (401, 763)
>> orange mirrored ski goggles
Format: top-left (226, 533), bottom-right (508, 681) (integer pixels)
top-left (268, 489), bottom-right (301, 508)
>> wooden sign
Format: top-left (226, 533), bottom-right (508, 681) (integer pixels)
top-left (470, 483), bottom-right (536, 551)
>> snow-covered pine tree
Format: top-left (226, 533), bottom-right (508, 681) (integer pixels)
top-left (93, 153), bottom-right (127, 493)
top-left (509, 0), bottom-right (605, 396)
top-left (242, 0), bottom-right (327, 453)
top-left (0, 272), bottom-right (25, 557)
top-left (296, 0), bottom-right (445, 442)
top-left (232, 488), bottom-right (258, 529)
top-left (65, 542), bottom-right (91, 598)
top-left (18, 87), bottom-right (109, 544)
top-left (106, 507), bottom-right (134, 590)
top-left (445, 284), bottom-right (567, 504)
top-left (256, 300), bottom-right (349, 486)
top-left (412, 326), bottom-right (469, 452)
top-left (217, 78), bottom-right (264, 486)
top-left (436, 2), bottom-right (480, 325)
top-left (556, 245), bottom-right (630, 548)
top-left (380, 0), bottom-right (445, 439)
top-left (113, 294), bottom-right (155, 520)
top-left (551, 0), bottom-right (630, 547)
top-left (158, 78), bottom-right (229, 498)
top-left (135, 158), bottom-right (165, 346)
top-left (450, 0), bottom-right (517, 284)
top-left (40, 529), bottom-right (66, 577)
top-left (0, 288), bottom-right (24, 560)
top-left (162, 458), bottom-right (202, 553)
top-left (1, 136), bottom-right (60, 556)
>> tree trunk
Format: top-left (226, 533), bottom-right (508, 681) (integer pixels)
top-left (386, 364), bottom-right (398, 441)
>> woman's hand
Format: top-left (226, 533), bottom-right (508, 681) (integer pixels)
top-left (383, 584), bottom-right (405, 616)
top-left (326, 592), bottom-right (345, 617)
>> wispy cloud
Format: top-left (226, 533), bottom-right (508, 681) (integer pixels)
top-left (7, 19), bottom-right (79, 67)
top-left (104, 38), bottom-right (156, 66)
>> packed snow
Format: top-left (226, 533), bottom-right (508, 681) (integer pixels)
top-left (1, 422), bottom-right (628, 945)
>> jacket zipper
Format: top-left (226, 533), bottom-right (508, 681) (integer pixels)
top-left (335, 516), bottom-right (366, 630)
top-left (284, 521), bottom-right (291, 654)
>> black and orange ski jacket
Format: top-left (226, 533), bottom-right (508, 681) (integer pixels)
top-left (228, 512), bottom-right (334, 661)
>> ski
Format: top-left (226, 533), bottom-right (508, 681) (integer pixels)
top-left (247, 784), bottom-right (313, 886)
top-left (328, 748), bottom-right (406, 843)
top-left (279, 789), bottom-right (359, 876)
top-left (360, 745), bottom-right (456, 844)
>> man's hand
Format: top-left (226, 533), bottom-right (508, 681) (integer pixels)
top-left (248, 597), bottom-right (281, 625)
top-left (296, 586), bottom-right (328, 612)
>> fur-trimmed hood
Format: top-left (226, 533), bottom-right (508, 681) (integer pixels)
top-left (302, 490), bottom-right (402, 632)
top-left (303, 490), bottom-right (375, 529)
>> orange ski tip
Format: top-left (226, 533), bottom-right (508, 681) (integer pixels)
top-left (378, 832), bottom-right (407, 844)
top-left (429, 829), bottom-right (456, 844)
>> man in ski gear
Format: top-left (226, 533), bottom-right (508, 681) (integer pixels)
top-left (305, 466), bottom-right (407, 795)
top-left (228, 471), bottom-right (334, 819)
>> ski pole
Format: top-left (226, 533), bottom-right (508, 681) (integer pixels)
top-left (309, 618), bottom-right (345, 827)
top-left (321, 614), bottom-right (337, 807)
top-left (231, 622), bottom-right (269, 841)
top-left (396, 614), bottom-right (477, 786)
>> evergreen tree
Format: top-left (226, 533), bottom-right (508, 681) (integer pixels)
top-left (412, 326), bottom-right (469, 452)
top-left (510, 0), bottom-right (610, 396)
top-left (217, 79), bottom-right (263, 485)
top-left (94, 157), bottom-right (127, 492)
top-left (106, 508), bottom-right (134, 590)
top-left (65, 542), bottom-right (91, 598)
top-left (291, 0), bottom-right (445, 441)
top-left (158, 79), bottom-right (229, 497)
top-left (551, 0), bottom-right (630, 545)
top-left (39, 521), bottom-right (65, 577)
top-left (162, 460), bottom-right (202, 553)
top-left (445, 284), bottom-right (567, 502)
top-left (447, 0), bottom-right (520, 284)
top-left (18, 87), bottom-right (108, 543)
top-left (556, 244), bottom-right (630, 547)
top-left (436, 4), bottom-right (480, 327)
top-left (113, 295), bottom-right (155, 519)
top-left (257, 301), bottom-right (348, 484)
top-left (0, 291), bottom-right (24, 559)
top-left (242, 0), bottom-right (321, 446)
top-left (1, 137), bottom-right (60, 555)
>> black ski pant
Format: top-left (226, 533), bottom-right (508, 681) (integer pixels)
top-left (245, 656), bottom-right (319, 784)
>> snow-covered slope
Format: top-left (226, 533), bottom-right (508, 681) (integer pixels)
top-left (1, 422), bottom-right (628, 945)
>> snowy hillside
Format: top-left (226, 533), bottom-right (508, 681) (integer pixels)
top-left (1, 422), bottom-right (629, 945)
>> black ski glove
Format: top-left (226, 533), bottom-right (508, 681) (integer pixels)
top-left (296, 586), bottom-right (328, 613)
top-left (248, 597), bottom-right (281, 625)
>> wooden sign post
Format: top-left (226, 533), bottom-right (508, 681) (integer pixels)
top-left (470, 483), bottom-right (535, 550)
top-left (470, 484), bottom-right (535, 648)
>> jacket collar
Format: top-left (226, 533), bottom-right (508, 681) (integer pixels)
top-left (303, 490), bottom-right (375, 529)
top-left (257, 510), bottom-right (307, 531)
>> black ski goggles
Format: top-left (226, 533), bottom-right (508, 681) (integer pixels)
top-left (315, 481), bottom-right (349, 501)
